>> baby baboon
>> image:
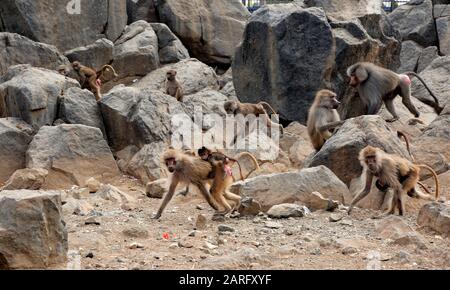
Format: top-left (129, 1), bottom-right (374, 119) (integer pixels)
top-left (153, 149), bottom-right (219, 219)
top-left (307, 89), bottom-right (344, 151)
top-left (347, 146), bottom-right (439, 218)
top-left (347, 62), bottom-right (442, 122)
top-left (166, 70), bottom-right (184, 102)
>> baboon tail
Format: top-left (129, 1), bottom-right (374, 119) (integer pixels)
top-left (233, 152), bottom-right (261, 180)
top-left (100, 65), bottom-right (119, 78)
top-left (397, 131), bottom-right (415, 162)
top-left (418, 164), bottom-right (440, 200)
top-left (258, 101), bottom-right (277, 115)
top-left (406, 72), bottom-right (443, 114)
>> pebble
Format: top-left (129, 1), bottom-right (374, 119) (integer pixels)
top-left (218, 225), bottom-right (235, 232)
top-left (342, 247), bottom-right (358, 255)
top-left (264, 221), bottom-right (283, 229)
top-left (195, 214), bottom-right (207, 230)
top-left (84, 217), bottom-right (100, 225)
top-left (129, 242), bottom-right (144, 249)
top-left (85, 252), bottom-right (94, 258)
top-left (329, 213), bottom-right (343, 222)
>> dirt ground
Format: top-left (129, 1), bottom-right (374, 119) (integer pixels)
top-left (56, 175), bottom-right (450, 270)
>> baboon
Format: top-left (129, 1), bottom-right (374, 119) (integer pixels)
top-left (166, 70), bottom-right (184, 102)
top-left (72, 61), bottom-right (118, 102)
top-left (347, 146), bottom-right (439, 217)
top-left (153, 149), bottom-right (219, 219)
top-left (208, 153), bottom-right (242, 214)
top-left (347, 62), bottom-right (443, 122)
top-left (307, 89), bottom-right (344, 151)
top-left (57, 65), bottom-right (68, 76)
top-left (224, 100), bottom-right (284, 144)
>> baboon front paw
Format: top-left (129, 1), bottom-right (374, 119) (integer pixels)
top-left (152, 214), bottom-right (161, 220)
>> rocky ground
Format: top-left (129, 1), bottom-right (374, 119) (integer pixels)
top-left (58, 176), bottom-right (450, 270)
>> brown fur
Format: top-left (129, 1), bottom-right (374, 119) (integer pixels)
top-left (72, 61), bottom-right (101, 101)
top-left (307, 89), bottom-right (343, 151)
top-left (166, 70), bottom-right (184, 102)
top-left (347, 146), bottom-right (439, 217)
top-left (153, 149), bottom-right (219, 219)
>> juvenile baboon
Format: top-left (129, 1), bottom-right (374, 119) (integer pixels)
top-left (208, 154), bottom-right (242, 214)
top-left (347, 62), bottom-right (443, 122)
top-left (166, 70), bottom-right (184, 102)
top-left (225, 100), bottom-right (284, 144)
top-left (307, 89), bottom-right (344, 151)
top-left (72, 61), bottom-right (100, 101)
top-left (153, 149), bottom-right (219, 219)
top-left (347, 146), bottom-right (439, 217)
top-left (72, 61), bottom-right (118, 102)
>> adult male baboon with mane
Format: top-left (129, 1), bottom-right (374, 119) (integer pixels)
top-left (347, 62), bottom-right (443, 122)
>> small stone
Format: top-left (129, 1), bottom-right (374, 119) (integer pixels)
top-left (267, 203), bottom-right (305, 218)
top-left (196, 205), bottom-right (204, 210)
top-left (169, 243), bottom-right (179, 249)
top-left (86, 252), bottom-right (94, 258)
top-left (283, 229), bottom-right (294, 236)
top-left (188, 230), bottom-right (197, 237)
top-left (122, 227), bottom-right (149, 238)
top-left (178, 240), bottom-right (194, 248)
top-left (252, 217), bottom-right (262, 223)
top-left (86, 177), bottom-right (101, 193)
top-left (129, 242), bottom-right (144, 249)
top-left (84, 217), bottom-right (100, 225)
top-left (238, 197), bottom-right (262, 216)
top-left (329, 213), bottom-right (343, 222)
top-left (145, 179), bottom-right (166, 199)
top-left (264, 221), bottom-right (283, 229)
top-left (310, 248), bottom-right (321, 255)
top-left (211, 213), bottom-right (226, 222)
top-left (342, 247), bottom-right (358, 255)
top-left (217, 237), bottom-right (226, 245)
top-left (340, 220), bottom-right (353, 226)
top-left (204, 241), bottom-right (218, 250)
top-left (396, 250), bottom-right (411, 263)
top-left (195, 214), bottom-right (207, 230)
top-left (218, 225), bottom-right (235, 232)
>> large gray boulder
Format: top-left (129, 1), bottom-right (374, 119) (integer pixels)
top-left (304, 0), bottom-right (383, 21)
top-left (157, 0), bottom-right (250, 66)
top-left (64, 38), bottom-right (115, 71)
top-left (26, 125), bottom-right (119, 189)
top-left (0, 118), bottom-right (33, 183)
top-left (233, 3), bottom-right (400, 122)
top-left (0, 0), bottom-right (127, 52)
top-left (411, 108), bottom-right (450, 177)
top-left (0, 65), bottom-right (79, 129)
top-left (387, 0), bottom-right (437, 47)
top-left (417, 202), bottom-right (450, 237)
top-left (233, 5), bottom-right (334, 123)
top-left (124, 142), bottom-right (167, 183)
top-left (0, 190), bottom-right (67, 269)
top-left (305, 116), bottom-right (410, 185)
top-left (411, 56), bottom-right (450, 109)
top-left (436, 15), bottom-right (450, 55)
top-left (100, 86), bottom-right (185, 152)
top-left (0, 33), bottom-right (69, 76)
top-left (134, 58), bottom-right (219, 96)
top-left (417, 46), bottom-right (440, 72)
top-left (127, 0), bottom-right (158, 23)
top-left (398, 41), bottom-right (423, 73)
top-left (113, 21), bottom-right (160, 78)
top-left (58, 87), bottom-right (106, 136)
top-left (230, 166), bottom-right (348, 211)
top-left (150, 23), bottom-right (190, 64)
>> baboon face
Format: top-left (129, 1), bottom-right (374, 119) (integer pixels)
top-left (321, 92), bottom-right (340, 109)
top-left (165, 158), bottom-right (177, 173)
top-left (224, 101), bottom-right (238, 114)
top-left (166, 70), bottom-right (176, 81)
top-left (198, 147), bottom-right (211, 161)
top-left (58, 65), bottom-right (67, 76)
top-left (72, 61), bottom-right (80, 71)
top-left (349, 72), bottom-right (359, 87)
